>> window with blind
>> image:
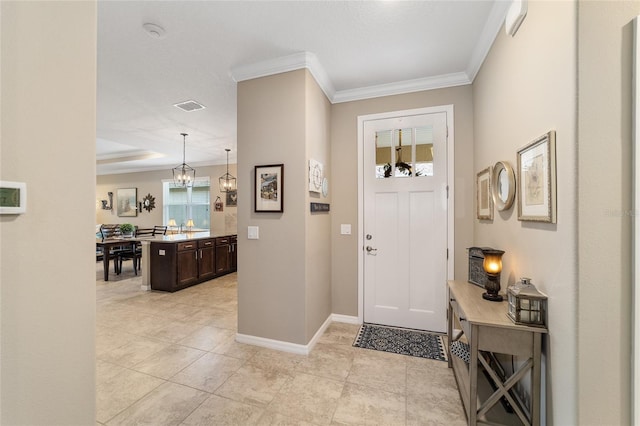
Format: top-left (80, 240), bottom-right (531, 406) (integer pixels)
top-left (162, 178), bottom-right (210, 230)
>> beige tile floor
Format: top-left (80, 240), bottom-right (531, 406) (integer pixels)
top-left (96, 262), bottom-right (466, 426)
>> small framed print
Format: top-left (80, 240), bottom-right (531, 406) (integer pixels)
top-left (255, 164), bottom-right (284, 213)
top-left (309, 159), bottom-right (323, 193)
top-left (517, 131), bottom-right (557, 223)
top-left (226, 190), bottom-right (237, 207)
top-left (476, 166), bottom-right (493, 220)
top-left (117, 188), bottom-right (138, 217)
top-left (214, 196), bottom-right (224, 212)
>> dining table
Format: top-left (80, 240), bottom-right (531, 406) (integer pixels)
top-left (96, 237), bottom-right (138, 281)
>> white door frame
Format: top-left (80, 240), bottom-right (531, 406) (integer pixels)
top-left (357, 105), bottom-right (455, 324)
top-left (633, 15), bottom-right (640, 425)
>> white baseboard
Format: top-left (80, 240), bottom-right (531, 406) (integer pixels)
top-left (331, 314), bottom-right (360, 324)
top-left (235, 313), bottom-right (359, 355)
top-left (307, 315), bottom-right (333, 352)
top-left (235, 333), bottom-right (310, 355)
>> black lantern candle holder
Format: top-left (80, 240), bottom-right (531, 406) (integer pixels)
top-left (481, 248), bottom-right (505, 302)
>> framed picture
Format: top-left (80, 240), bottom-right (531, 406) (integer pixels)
top-left (255, 164), bottom-right (284, 213)
top-left (226, 190), bottom-right (238, 207)
top-left (308, 159), bottom-right (323, 193)
top-left (476, 166), bottom-right (493, 220)
top-left (517, 131), bottom-right (556, 223)
top-left (117, 188), bottom-right (138, 217)
top-left (214, 196), bottom-right (224, 212)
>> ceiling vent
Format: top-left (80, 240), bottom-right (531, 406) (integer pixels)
top-left (173, 100), bottom-right (206, 112)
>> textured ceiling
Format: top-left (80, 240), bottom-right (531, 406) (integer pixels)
top-left (97, 0), bottom-right (508, 175)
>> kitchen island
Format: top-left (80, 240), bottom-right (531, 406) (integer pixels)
top-left (147, 232), bottom-right (237, 292)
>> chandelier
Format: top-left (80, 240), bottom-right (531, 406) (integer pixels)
top-left (219, 148), bottom-right (237, 193)
top-left (172, 133), bottom-right (195, 187)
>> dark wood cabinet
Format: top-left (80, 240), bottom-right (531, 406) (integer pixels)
top-left (177, 242), bottom-right (198, 287)
top-left (198, 239), bottom-right (216, 281)
top-left (215, 237), bottom-right (231, 274)
top-left (215, 236), bottom-right (238, 275)
top-left (230, 236), bottom-right (237, 271)
top-left (150, 235), bottom-right (234, 292)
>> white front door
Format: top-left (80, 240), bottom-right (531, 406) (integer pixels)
top-left (363, 111), bottom-right (448, 332)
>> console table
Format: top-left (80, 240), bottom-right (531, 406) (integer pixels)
top-left (447, 280), bottom-right (547, 425)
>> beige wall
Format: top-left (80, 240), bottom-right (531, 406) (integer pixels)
top-left (0, 1), bottom-right (97, 423)
top-left (472, 2), bottom-right (577, 424)
top-left (96, 164), bottom-right (238, 236)
top-left (237, 69), bottom-right (333, 345)
top-left (304, 71), bottom-right (332, 340)
top-left (237, 70), bottom-right (308, 344)
top-left (330, 85), bottom-right (475, 316)
top-left (577, 2), bottom-right (639, 424)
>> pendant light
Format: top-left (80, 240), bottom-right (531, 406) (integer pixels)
top-left (172, 133), bottom-right (195, 187)
top-left (219, 148), bottom-right (236, 193)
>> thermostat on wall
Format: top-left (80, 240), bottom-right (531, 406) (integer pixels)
top-left (0, 181), bottom-right (27, 214)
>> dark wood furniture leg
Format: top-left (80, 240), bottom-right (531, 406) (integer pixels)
top-left (103, 251), bottom-right (110, 281)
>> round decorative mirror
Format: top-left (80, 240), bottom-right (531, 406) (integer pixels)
top-left (492, 161), bottom-right (515, 211)
top-left (142, 193), bottom-right (156, 212)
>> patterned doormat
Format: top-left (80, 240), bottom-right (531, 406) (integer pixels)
top-left (353, 323), bottom-right (448, 361)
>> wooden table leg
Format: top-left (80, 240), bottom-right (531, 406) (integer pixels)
top-left (447, 300), bottom-right (453, 368)
top-left (103, 248), bottom-right (110, 281)
top-left (532, 333), bottom-right (542, 426)
top-left (469, 324), bottom-right (478, 425)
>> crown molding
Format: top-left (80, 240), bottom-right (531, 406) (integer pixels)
top-left (231, 1), bottom-right (506, 105)
top-left (230, 51), bottom-right (335, 101)
top-left (231, 52), bottom-right (471, 104)
top-left (96, 159), bottom-right (223, 176)
top-left (465, 0), bottom-right (510, 81)
top-left (332, 72), bottom-right (472, 104)
top-left (96, 151), bottom-right (165, 165)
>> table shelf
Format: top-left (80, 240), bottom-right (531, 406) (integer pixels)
top-left (447, 280), bottom-right (547, 426)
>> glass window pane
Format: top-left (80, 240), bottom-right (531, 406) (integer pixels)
top-left (168, 205), bottom-right (188, 226)
top-left (191, 186), bottom-right (210, 204)
top-left (168, 186), bottom-right (188, 203)
top-left (163, 179), bottom-right (210, 231)
top-left (375, 130), bottom-right (393, 178)
top-left (394, 128), bottom-right (413, 178)
top-left (415, 126), bottom-right (434, 177)
top-left (191, 205), bottom-right (210, 229)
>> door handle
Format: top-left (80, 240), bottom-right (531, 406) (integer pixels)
top-left (365, 246), bottom-right (377, 254)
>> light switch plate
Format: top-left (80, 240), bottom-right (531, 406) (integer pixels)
top-left (248, 226), bottom-right (259, 240)
top-left (340, 224), bottom-right (351, 235)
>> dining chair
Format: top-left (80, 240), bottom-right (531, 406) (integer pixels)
top-left (153, 225), bottom-right (168, 235)
top-left (135, 227), bottom-right (154, 237)
top-left (99, 224), bottom-right (120, 240)
top-left (99, 224), bottom-right (124, 274)
top-left (116, 226), bottom-right (147, 275)
top-left (117, 226), bottom-right (167, 275)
